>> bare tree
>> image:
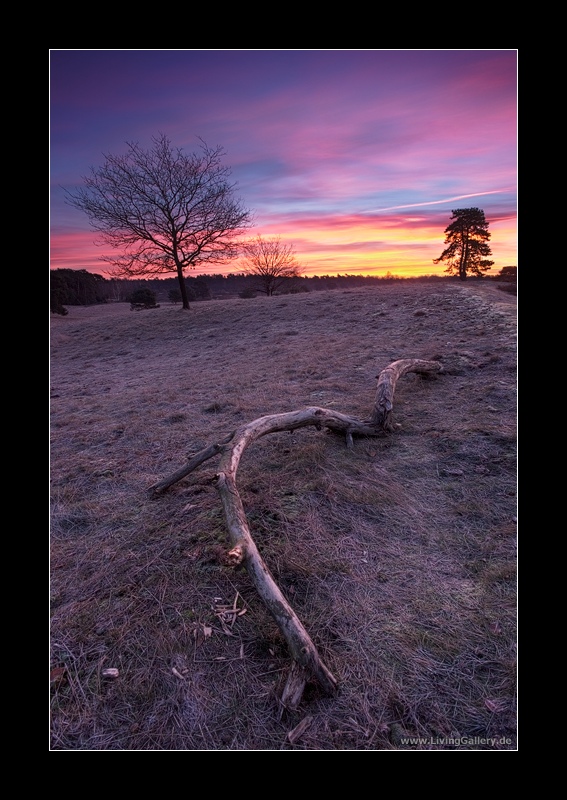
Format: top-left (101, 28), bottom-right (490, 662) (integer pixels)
top-left (65, 134), bottom-right (252, 309)
top-left (241, 235), bottom-right (302, 296)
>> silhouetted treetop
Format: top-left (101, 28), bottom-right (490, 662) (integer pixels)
top-left (433, 207), bottom-right (494, 280)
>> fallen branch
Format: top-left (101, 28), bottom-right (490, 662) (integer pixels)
top-left (371, 358), bottom-right (442, 430)
top-left (150, 359), bottom-right (441, 706)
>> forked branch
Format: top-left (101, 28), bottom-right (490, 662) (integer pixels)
top-left (149, 359), bottom-right (441, 707)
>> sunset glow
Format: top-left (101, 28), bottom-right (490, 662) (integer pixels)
top-left (50, 50), bottom-right (517, 279)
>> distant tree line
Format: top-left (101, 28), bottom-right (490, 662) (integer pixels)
top-left (50, 269), bottom-right (109, 314)
top-left (50, 267), bottom-right (516, 314)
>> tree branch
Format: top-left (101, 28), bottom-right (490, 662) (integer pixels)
top-left (150, 359), bottom-right (442, 706)
top-left (148, 434), bottom-right (234, 496)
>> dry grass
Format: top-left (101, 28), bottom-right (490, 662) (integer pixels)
top-left (50, 280), bottom-right (517, 750)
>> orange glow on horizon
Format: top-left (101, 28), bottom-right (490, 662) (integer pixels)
top-left (50, 215), bottom-right (517, 280)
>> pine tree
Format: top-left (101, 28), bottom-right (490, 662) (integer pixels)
top-left (433, 208), bottom-right (494, 280)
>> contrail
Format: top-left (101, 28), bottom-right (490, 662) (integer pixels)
top-left (373, 189), bottom-right (514, 213)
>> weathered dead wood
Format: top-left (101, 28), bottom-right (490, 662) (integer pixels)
top-left (150, 435), bottom-right (233, 496)
top-left (370, 359), bottom-right (442, 430)
top-left (286, 713), bottom-right (314, 743)
top-left (149, 359), bottom-right (441, 705)
top-left (215, 468), bottom-right (338, 698)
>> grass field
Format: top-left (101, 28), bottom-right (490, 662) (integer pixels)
top-left (50, 279), bottom-right (517, 750)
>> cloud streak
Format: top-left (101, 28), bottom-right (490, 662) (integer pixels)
top-left (371, 188), bottom-right (515, 212)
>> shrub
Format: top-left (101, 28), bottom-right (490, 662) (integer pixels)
top-left (129, 288), bottom-right (159, 310)
top-left (239, 287), bottom-right (257, 299)
top-left (494, 266), bottom-right (517, 283)
top-left (51, 301), bottom-right (69, 316)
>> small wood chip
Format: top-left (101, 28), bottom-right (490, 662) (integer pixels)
top-left (287, 715), bottom-right (313, 744)
top-left (102, 668), bottom-right (119, 679)
top-left (172, 667), bottom-right (186, 679)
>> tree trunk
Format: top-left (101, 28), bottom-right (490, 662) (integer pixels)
top-left (149, 358), bottom-right (441, 708)
top-left (460, 237), bottom-right (469, 280)
top-left (177, 263), bottom-right (190, 310)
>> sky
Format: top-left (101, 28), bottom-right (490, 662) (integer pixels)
top-left (50, 50), bottom-right (517, 279)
